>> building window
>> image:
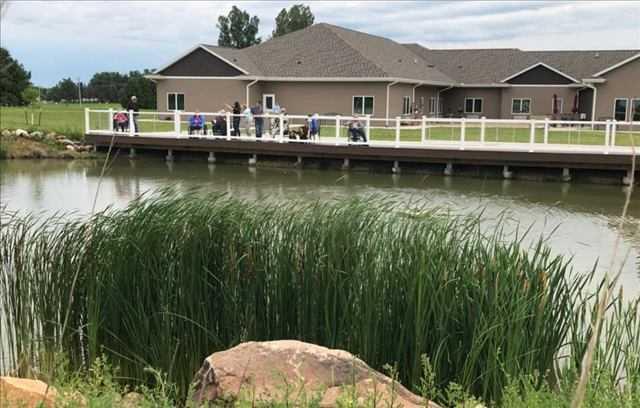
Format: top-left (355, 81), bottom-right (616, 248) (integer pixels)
top-left (402, 96), bottom-right (412, 115)
top-left (353, 96), bottom-right (374, 115)
top-left (512, 98), bottom-right (531, 114)
top-left (614, 98), bottom-right (628, 121)
top-left (632, 99), bottom-right (640, 121)
top-left (552, 97), bottom-right (564, 114)
top-left (464, 97), bottom-right (483, 114)
top-left (428, 97), bottom-right (436, 114)
top-left (167, 93), bottom-right (184, 111)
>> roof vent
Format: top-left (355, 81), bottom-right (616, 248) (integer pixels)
top-left (427, 64), bottom-right (435, 68)
top-left (594, 52), bottom-right (600, 58)
top-left (458, 65), bottom-right (463, 69)
top-left (398, 58), bottom-right (403, 63)
top-left (414, 58), bottom-right (418, 63)
top-left (297, 60), bottom-right (302, 64)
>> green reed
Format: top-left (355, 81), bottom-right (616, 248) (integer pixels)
top-left (0, 191), bottom-right (636, 404)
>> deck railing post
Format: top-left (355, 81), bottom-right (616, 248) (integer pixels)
top-left (85, 108), bottom-right (91, 134)
top-left (129, 110), bottom-right (135, 137)
top-left (108, 108), bottom-right (114, 133)
top-left (460, 118), bottom-right (466, 146)
top-left (543, 118), bottom-right (549, 144)
top-left (395, 116), bottom-right (401, 148)
top-left (226, 112), bottom-right (232, 140)
top-left (604, 120), bottom-right (611, 151)
top-left (335, 115), bottom-right (341, 145)
top-left (421, 116), bottom-right (427, 144)
top-left (480, 116), bottom-right (486, 144)
top-left (365, 114), bottom-right (371, 142)
top-left (173, 111), bottom-right (180, 137)
top-left (529, 120), bottom-right (536, 148)
top-left (611, 120), bottom-right (617, 147)
top-left (279, 114), bottom-right (284, 143)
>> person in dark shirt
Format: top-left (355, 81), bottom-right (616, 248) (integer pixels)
top-left (126, 96), bottom-right (139, 134)
top-left (251, 101), bottom-right (263, 138)
top-left (232, 101), bottom-right (241, 136)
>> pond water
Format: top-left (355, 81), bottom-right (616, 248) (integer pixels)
top-left (1, 158), bottom-right (639, 301)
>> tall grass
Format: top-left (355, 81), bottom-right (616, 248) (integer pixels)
top-left (0, 191), bottom-right (636, 404)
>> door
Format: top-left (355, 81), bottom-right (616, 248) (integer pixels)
top-left (263, 94), bottom-right (275, 111)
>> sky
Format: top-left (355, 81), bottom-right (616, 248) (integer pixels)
top-left (1, 0), bottom-right (639, 87)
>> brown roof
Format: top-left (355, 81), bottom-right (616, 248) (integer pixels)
top-left (404, 44), bottom-right (639, 84)
top-left (201, 23), bottom-right (453, 83)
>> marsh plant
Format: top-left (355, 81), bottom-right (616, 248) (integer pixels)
top-left (1, 191), bottom-right (638, 405)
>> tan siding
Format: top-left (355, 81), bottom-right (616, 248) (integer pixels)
top-left (156, 79), bottom-right (247, 112)
top-left (414, 86), bottom-right (440, 116)
top-left (389, 84), bottom-right (415, 117)
top-left (594, 57), bottom-right (640, 120)
top-left (440, 88), bottom-right (502, 118)
top-left (499, 87), bottom-right (578, 118)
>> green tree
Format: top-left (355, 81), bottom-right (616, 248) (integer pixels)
top-left (47, 78), bottom-right (78, 102)
top-left (21, 86), bottom-right (40, 106)
top-left (0, 47), bottom-right (31, 105)
top-left (272, 4), bottom-right (314, 37)
top-left (217, 6), bottom-right (261, 49)
top-left (86, 72), bottom-right (128, 103)
top-left (121, 70), bottom-right (156, 109)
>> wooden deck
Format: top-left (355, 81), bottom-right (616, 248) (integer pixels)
top-left (85, 133), bottom-right (636, 172)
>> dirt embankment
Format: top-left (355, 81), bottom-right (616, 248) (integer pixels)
top-left (0, 129), bottom-right (98, 159)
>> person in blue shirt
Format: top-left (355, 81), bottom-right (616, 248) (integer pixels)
top-left (188, 111), bottom-right (206, 135)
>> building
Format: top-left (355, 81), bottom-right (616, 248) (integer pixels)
top-left (147, 23), bottom-right (640, 122)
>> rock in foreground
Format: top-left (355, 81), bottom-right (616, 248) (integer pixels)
top-left (0, 376), bottom-right (57, 407)
top-left (192, 340), bottom-right (440, 407)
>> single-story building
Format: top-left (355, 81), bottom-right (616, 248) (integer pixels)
top-left (147, 23), bottom-right (640, 122)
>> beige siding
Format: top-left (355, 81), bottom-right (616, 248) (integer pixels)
top-left (259, 82), bottom-right (389, 116)
top-left (594, 57), bottom-right (640, 120)
top-left (156, 78), bottom-right (247, 112)
top-left (388, 83), bottom-right (415, 117)
top-left (499, 86), bottom-right (578, 119)
top-left (440, 88), bottom-right (502, 118)
top-left (414, 87), bottom-right (439, 117)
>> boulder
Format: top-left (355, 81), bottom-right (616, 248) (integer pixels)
top-left (1, 129), bottom-right (11, 138)
top-left (45, 132), bottom-right (57, 141)
top-left (0, 376), bottom-right (58, 407)
top-left (16, 129), bottom-right (29, 138)
top-left (191, 340), bottom-right (441, 408)
top-left (30, 131), bottom-right (44, 140)
top-left (66, 145), bottom-right (77, 152)
top-left (57, 138), bottom-right (77, 146)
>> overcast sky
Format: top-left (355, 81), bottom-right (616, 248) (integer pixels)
top-left (2, 0), bottom-right (639, 87)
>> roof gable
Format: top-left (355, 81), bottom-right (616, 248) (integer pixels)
top-left (502, 62), bottom-right (577, 84)
top-left (157, 46), bottom-right (246, 77)
top-left (594, 53), bottom-right (640, 76)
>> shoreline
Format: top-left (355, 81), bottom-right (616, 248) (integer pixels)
top-left (0, 129), bottom-right (99, 160)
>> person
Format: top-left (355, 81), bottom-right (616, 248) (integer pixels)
top-left (113, 111), bottom-right (128, 132)
top-left (212, 113), bottom-right (227, 135)
top-left (126, 96), bottom-right (139, 134)
top-left (188, 111), bottom-right (206, 135)
top-left (281, 108), bottom-right (290, 136)
top-left (251, 101), bottom-right (263, 138)
top-left (232, 101), bottom-right (241, 136)
top-left (242, 104), bottom-right (253, 136)
top-left (348, 116), bottom-right (366, 142)
top-left (308, 113), bottom-right (320, 140)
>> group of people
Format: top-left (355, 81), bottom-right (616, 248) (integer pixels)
top-left (112, 96), bottom-right (140, 133)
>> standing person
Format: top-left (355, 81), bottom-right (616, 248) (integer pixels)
top-left (242, 104), bottom-right (253, 136)
top-left (232, 101), bottom-right (242, 136)
top-left (251, 100), bottom-right (264, 139)
top-left (126, 96), bottom-right (139, 134)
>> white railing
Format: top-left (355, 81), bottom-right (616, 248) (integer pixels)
top-left (85, 108), bottom-right (640, 155)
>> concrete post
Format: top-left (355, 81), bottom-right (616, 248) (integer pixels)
top-left (444, 162), bottom-right (453, 176)
top-left (208, 152), bottom-right (216, 164)
top-left (248, 154), bottom-right (257, 166)
top-left (502, 165), bottom-right (513, 179)
top-left (392, 160), bottom-right (401, 174)
top-left (562, 168), bottom-right (571, 182)
top-left (166, 149), bottom-right (174, 162)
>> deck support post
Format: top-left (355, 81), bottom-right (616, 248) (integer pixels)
top-left (85, 108), bottom-right (91, 134)
top-left (296, 156), bottom-right (303, 167)
top-left (108, 108), bottom-right (114, 133)
top-left (365, 115), bottom-right (371, 142)
top-left (129, 110), bottom-right (136, 137)
top-left (207, 152), bottom-right (216, 164)
top-left (611, 120), bottom-right (617, 147)
top-left (392, 160), bottom-right (401, 174)
top-left (395, 116), bottom-right (401, 148)
top-left (165, 149), bottom-right (174, 162)
top-left (279, 114), bottom-right (285, 143)
top-left (421, 116), bottom-right (427, 144)
top-left (226, 112), bottom-right (232, 141)
top-left (604, 120), bottom-right (611, 153)
top-left (335, 116), bottom-right (341, 145)
top-left (529, 121), bottom-right (536, 151)
top-left (543, 118), bottom-right (549, 144)
top-left (623, 169), bottom-right (634, 186)
top-left (503, 165), bottom-right (513, 180)
top-left (444, 162), bottom-right (453, 176)
top-left (342, 158), bottom-right (350, 170)
top-left (562, 168), bottom-right (571, 182)
top-left (460, 118), bottom-right (466, 149)
top-left (129, 148), bottom-right (136, 159)
top-left (173, 111), bottom-right (180, 137)
top-left (248, 154), bottom-right (257, 167)
top-left (480, 117), bottom-right (486, 144)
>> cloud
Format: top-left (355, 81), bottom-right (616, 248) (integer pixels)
top-left (1, 1), bottom-right (638, 86)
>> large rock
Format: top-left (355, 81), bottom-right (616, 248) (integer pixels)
top-left (0, 376), bottom-right (58, 407)
top-left (192, 340), bottom-right (440, 407)
top-left (16, 128), bottom-right (29, 138)
top-left (1, 129), bottom-right (11, 138)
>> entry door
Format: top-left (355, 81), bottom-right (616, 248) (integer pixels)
top-left (263, 94), bottom-right (275, 111)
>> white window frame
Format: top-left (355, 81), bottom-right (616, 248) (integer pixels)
top-left (551, 97), bottom-right (564, 114)
top-left (631, 98), bottom-right (640, 121)
top-left (613, 98), bottom-right (629, 121)
top-left (428, 97), bottom-right (436, 114)
top-left (511, 98), bottom-right (532, 114)
top-left (402, 96), bottom-right (412, 115)
top-left (464, 97), bottom-right (483, 114)
top-left (167, 92), bottom-right (185, 111)
top-left (263, 93), bottom-right (275, 111)
top-left (352, 95), bottom-right (375, 115)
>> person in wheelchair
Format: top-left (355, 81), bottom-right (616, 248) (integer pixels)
top-left (348, 116), bottom-right (367, 142)
top-left (188, 111), bottom-right (206, 135)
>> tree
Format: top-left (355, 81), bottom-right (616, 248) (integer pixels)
top-left (47, 78), bottom-right (78, 102)
top-left (0, 47), bottom-right (31, 105)
top-left (121, 70), bottom-right (156, 109)
top-left (21, 86), bottom-right (39, 106)
top-left (86, 72), bottom-right (128, 103)
top-left (272, 4), bottom-right (314, 37)
top-left (217, 6), bottom-right (261, 49)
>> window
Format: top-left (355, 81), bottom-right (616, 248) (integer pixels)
top-left (402, 96), bottom-right (412, 115)
top-left (512, 98), bottom-right (531, 114)
top-left (167, 93), bottom-right (184, 111)
top-left (263, 94), bottom-right (275, 111)
top-left (464, 97), bottom-right (483, 114)
top-left (632, 99), bottom-right (640, 121)
top-left (428, 97), bottom-right (436, 114)
top-left (614, 98), bottom-right (628, 121)
top-left (353, 96), bottom-right (374, 115)
top-left (552, 97), bottom-right (564, 114)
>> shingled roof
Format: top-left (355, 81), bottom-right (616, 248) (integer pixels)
top-left (404, 44), bottom-right (639, 84)
top-left (199, 23), bottom-right (453, 83)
